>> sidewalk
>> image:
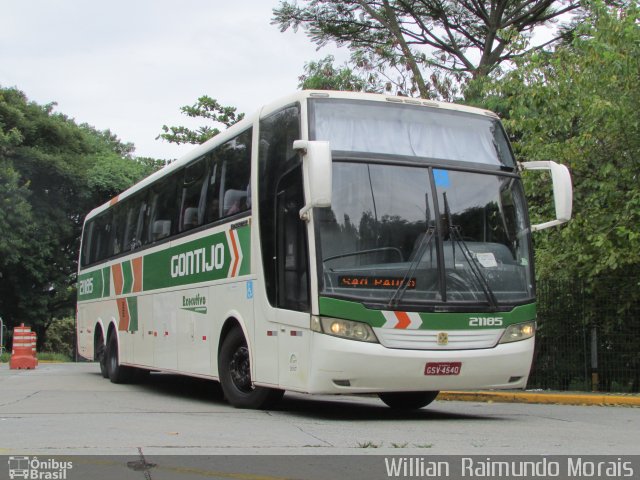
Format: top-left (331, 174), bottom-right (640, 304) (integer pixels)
top-left (438, 390), bottom-right (640, 407)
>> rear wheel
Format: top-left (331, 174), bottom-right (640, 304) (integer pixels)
top-left (106, 333), bottom-right (133, 384)
top-left (95, 333), bottom-right (108, 378)
top-left (218, 327), bottom-right (284, 409)
top-left (378, 391), bottom-right (439, 410)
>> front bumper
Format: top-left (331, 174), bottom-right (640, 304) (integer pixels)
top-left (307, 332), bottom-right (534, 394)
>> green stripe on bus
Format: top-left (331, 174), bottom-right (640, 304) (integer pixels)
top-left (122, 260), bottom-right (133, 294)
top-left (143, 230), bottom-right (232, 291)
top-left (77, 270), bottom-right (105, 301)
top-left (102, 267), bottom-right (111, 297)
top-left (127, 296), bottom-right (138, 332)
top-left (78, 226), bottom-right (252, 301)
top-left (318, 297), bottom-right (536, 330)
top-left (237, 225), bottom-right (251, 276)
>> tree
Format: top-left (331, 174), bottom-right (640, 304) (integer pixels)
top-left (157, 95), bottom-right (244, 145)
top-left (0, 86), bottom-right (160, 348)
top-left (471, 0), bottom-right (639, 281)
top-left (299, 55), bottom-right (384, 92)
top-left (273, 0), bottom-right (581, 100)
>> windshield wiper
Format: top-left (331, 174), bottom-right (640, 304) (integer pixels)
top-left (387, 226), bottom-right (435, 309)
top-left (443, 193), bottom-right (499, 310)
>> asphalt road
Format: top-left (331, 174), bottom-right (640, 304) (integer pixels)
top-left (1, 363), bottom-right (638, 456)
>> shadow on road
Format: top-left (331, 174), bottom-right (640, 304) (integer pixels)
top-left (119, 371), bottom-right (498, 422)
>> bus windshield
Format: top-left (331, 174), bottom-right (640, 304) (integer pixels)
top-left (315, 162), bottom-right (533, 309)
top-left (309, 98), bottom-right (515, 168)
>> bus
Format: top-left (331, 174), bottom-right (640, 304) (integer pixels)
top-left (76, 91), bottom-right (572, 410)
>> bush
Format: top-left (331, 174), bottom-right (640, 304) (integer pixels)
top-left (42, 317), bottom-right (75, 359)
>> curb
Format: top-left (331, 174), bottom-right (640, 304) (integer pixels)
top-left (438, 390), bottom-right (640, 407)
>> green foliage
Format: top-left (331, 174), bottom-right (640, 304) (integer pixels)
top-left (41, 317), bottom-right (75, 358)
top-left (471, 1), bottom-right (640, 281)
top-left (0, 86), bottom-right (161, 348)
top-left (157, 95), bottom-right (245, 145)
top-left (299, 55), bottom-right (383, 92)
top-left (274, 0), bottom-right (581, 99)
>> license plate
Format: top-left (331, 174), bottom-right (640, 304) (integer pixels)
top-left (424, 362), bottom-right (462, 376)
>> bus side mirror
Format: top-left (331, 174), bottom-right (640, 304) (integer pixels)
top-left (520, 161), bottom-right (573, 231)
top-left (293, 140), bottom-right (332, 220)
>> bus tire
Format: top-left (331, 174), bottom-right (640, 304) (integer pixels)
top-left (95, 332), bottom-right (108, 378)
top-left (218, 327), bottom-right (284, 409)
top-left (106, 333), bottom-right (133, 384)
top-left (378, 391), bottom-right (439, 410)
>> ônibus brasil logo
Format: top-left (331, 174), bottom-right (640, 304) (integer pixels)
top-left (8, 456), bottom-right (72, 480)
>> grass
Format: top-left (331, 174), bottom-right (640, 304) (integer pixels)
top-left (391, 442), bottom-right (409, 448)
top-left (356, 441), bottom-right (382, 448)
top-left (0, 352), bottom-right (72, 363)
top-left (38, 352), bottom-right (73, 362)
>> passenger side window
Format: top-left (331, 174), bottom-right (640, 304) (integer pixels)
top-left (145, 174), bottom-right (179, 244)
top-left (80, 221), bottom-right (94, 267)
top-left (91, 211), bottom-right (112, 263)
top-left (205, 158), bottom-right (221, 223)
top-left (109, 206), bottom-right (127, 256)
top-left (221, 130), bottom-right (251, 217)
top-left (122, 193), bottom-right (147, 250)
top-left (205, 128), bottom-right (252, 221)
top-left (179, 158), bottom-right (209, 233)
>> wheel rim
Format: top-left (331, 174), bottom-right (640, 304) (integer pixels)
top-left (229, 345), bottom-right (252, 392)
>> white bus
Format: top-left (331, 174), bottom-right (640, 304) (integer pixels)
top-left (77, 91), bottom-right (572, 410)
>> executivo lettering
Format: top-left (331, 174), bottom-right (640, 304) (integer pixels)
top-left (181, 293), bottom-right (207, 314)
top-left (171, 244), bottom-right (225, 278)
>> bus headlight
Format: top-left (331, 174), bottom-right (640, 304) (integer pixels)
top-left (311, 316), bottom-right (378, 343)
top-left (499, 321), bottom-right (536, 344)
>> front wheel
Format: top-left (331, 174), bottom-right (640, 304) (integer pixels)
top-left (218, 327), bottom-right (284, 409)
top-left (378, 391), bottom-right (439, 410)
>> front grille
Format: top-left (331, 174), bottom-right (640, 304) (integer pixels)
top-left (373, 327), bottom-right (502, 350)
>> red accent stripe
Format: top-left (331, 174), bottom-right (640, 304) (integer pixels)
top-left (394, 311), bottom-right (411, 329)
top-left (116, 298), bottom-right (130, 331)
top-left (112, 264), bottom-right (124, 296)
top-left (131, 257), bottom-right (143, 292)
top-left (229, 230), bottom-right (240, 277)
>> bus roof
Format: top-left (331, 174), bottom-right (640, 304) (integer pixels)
top-left (84, 90), bottom-right (498, 222)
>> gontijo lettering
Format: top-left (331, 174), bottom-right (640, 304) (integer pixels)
top-left (171, 244), bottom-right (225, 278)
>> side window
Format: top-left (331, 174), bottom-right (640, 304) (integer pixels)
top-left (276, 168), bottom-right (309, 311)
top-left (91, 211), bottom-right (112, 264)
top-left (179, 157), bottom-right (209, 233)
top-left (144, 173), bottom-right (179, 244)
top-left (80, 221), bottom-right (94, 267)
top-left (205, 128), bottom-right (252, 223)
top-left (110, 205), bottom-right (126, 257)
top-left (220, 129), bottom-right (252, 218)
top-left (123, 193), bottom-right (147, 251)
top-left (258, 105), bottom-right (301, 306)
top-left (205, 157), bottom-right (221, 223)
